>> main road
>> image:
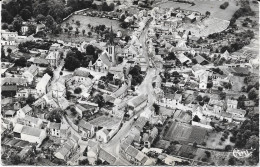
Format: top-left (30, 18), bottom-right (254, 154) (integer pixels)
top-left (101, 17), bottom-right (158, 165)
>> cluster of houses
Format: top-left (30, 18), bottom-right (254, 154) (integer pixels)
top-left (1, 3), bottom-right (258, 166)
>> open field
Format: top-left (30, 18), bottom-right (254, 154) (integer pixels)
top-left (61, 15), bottom-right (125, 33)
top-left (164, 121), bottom-right (192, 142)
top-left (158, 1), bottom-right (239, 20)
top-left (205, 132), bottom-right (235, 149)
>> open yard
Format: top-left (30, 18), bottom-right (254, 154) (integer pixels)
top-left (89, 115), bottom-right (121, 129)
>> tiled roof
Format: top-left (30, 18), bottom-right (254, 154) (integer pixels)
top-left (49, 122), bottom-right (61, 130)
top-left (21, 105), bottom-right (32, 114)
top-left (99, 52), bottom-right (111, 67)
top-left (99, 148), bottom-right (116, 164)
top-left (78, 120), bottom-right (93, 131)
top-left (128, 94), bottom-right (148, 108)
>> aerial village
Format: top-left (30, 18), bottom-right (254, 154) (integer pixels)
top-left (1, 0), bottom-right (259, 166)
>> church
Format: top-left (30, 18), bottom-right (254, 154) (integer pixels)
top-left (91, 26), bottom-right (117, 72)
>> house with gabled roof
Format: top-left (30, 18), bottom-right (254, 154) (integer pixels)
top-left (22, 64), bottom-right (39, 83)
top-left (78, 120), bottom-right (95, 139)
top-left (98, 147), bottom-right (117, 165)
top-left (16, 105), bottom-right (33, 118)
top-left (17, 115), bottom-right (43, 128)
top-left (127, 94), bottom-right (148, 114)
top-left (46, 51), bottom-right (61, 67)
top-left (93, 52), bottom-right (112, 72)
top-left (54, 138), bottom-right (78, 161)
top-left (13, 124), bottom-right (47, 146)
top-left (36, 73), bottom-right (51, 96)
top-left (157, 93), bottom-right (183, 109)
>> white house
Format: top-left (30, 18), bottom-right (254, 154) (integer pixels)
top-left (157, 93), bottom-right (182, 109)
top-left (226, 99), bottom-right (238, 109)
top-left (199, 72), bottom-right (208, 90)
top-left (48, 122), bottom-right (61, 137)
top-left (16, 105), bottom-right (33, 118)
top-left (13, 124), bottom-right (47, 146)
top-left (22, 64), bottom-right (39, 83)
top-left (96, 128), bottom-right (110, 143)
top-left (78, 120), bottom-right (95, 139)
top-left (36, 73), bottom-right (51, 96)
top-left (45, 51), bottom-right (60, 67)
top-left (51, 82), bottom-right (66, 98)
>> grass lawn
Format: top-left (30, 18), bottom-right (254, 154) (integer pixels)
top-left (48, 14), bottom-right (131, 43)
top-left (158, 1), bottom-right (240, 20)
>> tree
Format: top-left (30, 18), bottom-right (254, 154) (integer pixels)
top-left (14, 57), bottom-right (27, 67)
top-left (203, 96), bottom-right (210, 103)
top-left (36, 14), bottom-right (45, 23)
top-left (47, 108), bottom-right (63, 123)
top-left (219, 92), bottom-right (226, 100)
top-left (74, 87), bottom-right (82, 94)
top-left (193, 142), bottom-right (197, 148)
top-left (26, 94), bottom-right (35, 105)
top-left (193, 115), bottom-right (200, 122)
top-left (43, 67), bottom-right (54, 77)
top-left (86, 45), bottom-right (96, 56)
top-left (2, 23), bottom-right (8, 30)
top-left (27, 24), bottom-right (36, 35)
top-left (120, 14), bottom-right (126, 22)
top-left (82, 29), bottom-right (85, 36)
top-left (79, 158), bottom-right (89, 165)
top-left (248, 88), bottom-right (257, 100)
top-left (88, 31), bottom-right (92, 37)
top-left (9, 154), bottom-right (21, 165)
top-left (64, 56), bottom-right (80, 71)
top-left (1, 9), bottom-right (14, 24)
top-left (45, 15), bottom-right (55, 30)
top-left (206, 11), bottom-right (211, 16)
top-left (76, 20), bottom-right (80, 27)
top-left (196, 95), bottom-right (203, 101)
top-left (20, 9), bottom-right (31, 21)
top-left (218, 87), bottom-right (223, 91)
top-left (228, 157), bottom-right (235, 165)
top-left (225, 145), bottom-right (232, 151)
top-left (12, 16), bottom-right (23, 33)
top-left (153, 103), bottom-right (160, 115)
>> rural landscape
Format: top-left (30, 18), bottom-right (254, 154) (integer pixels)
top-left (1, 0), bottom-right (259, 166)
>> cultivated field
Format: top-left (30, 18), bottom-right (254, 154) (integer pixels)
top-left (164, 121), bottom-right (192, 142)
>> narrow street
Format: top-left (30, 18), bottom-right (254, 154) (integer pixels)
top-left (101, 17), bottom-right (157, 165)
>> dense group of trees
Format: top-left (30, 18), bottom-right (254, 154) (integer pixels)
top-left (129, 65), bottom-right (143, 87)
top-left (18, 41), bottom-right (53, 53)
top-left (230, 113), bottom-right (259, 165)
top-left (229, 0), bottom-right (255, 26)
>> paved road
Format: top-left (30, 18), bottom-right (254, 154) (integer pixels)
top-left (101, 18), bottom-right (158, 165)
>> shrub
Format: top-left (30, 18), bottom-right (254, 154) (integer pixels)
top-left (230, 136), bottom-right (236, 143)
top-left (74, 87), bottom-right (82, 94)
top-left (220, 2), bottom-right (229, 9)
